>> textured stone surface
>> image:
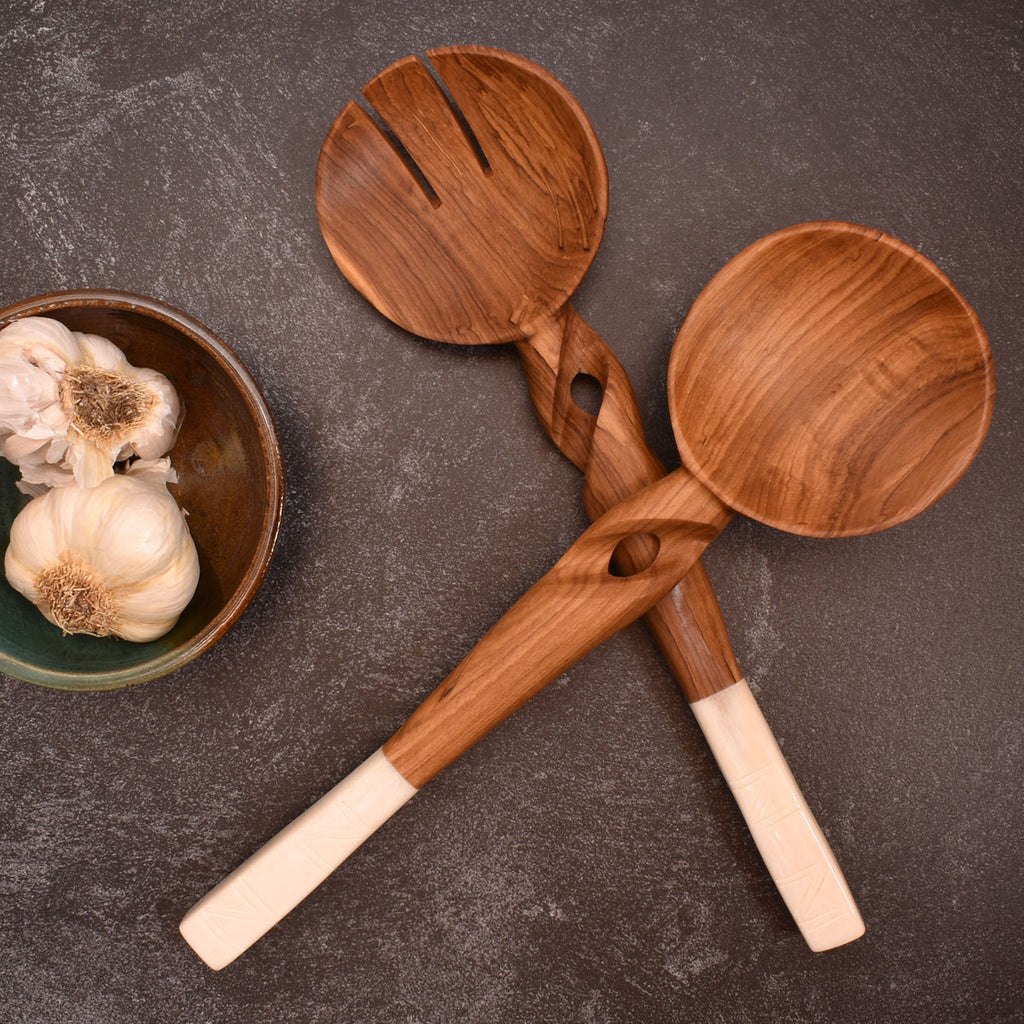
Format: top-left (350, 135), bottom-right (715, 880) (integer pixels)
top-left (1, 1), bottom-right (1022, 1021)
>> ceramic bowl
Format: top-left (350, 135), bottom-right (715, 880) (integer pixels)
top-left (0, 290), bottom-right (285, 690)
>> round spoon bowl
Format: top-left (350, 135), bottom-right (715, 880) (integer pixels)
top-left (669, 221), bottom-right (995, 537)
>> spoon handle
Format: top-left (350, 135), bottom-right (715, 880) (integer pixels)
top-left (180, 469), bottom-right (728, 969)
top-left (517, 305), bottom-right (863, 951)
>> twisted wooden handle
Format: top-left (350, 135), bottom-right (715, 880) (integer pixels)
top-left (180, 303), bottom-right (865, 969)
top-left (515, 305), bottom-right (741, 700)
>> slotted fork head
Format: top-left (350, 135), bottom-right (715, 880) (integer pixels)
top-left (316, 45), bottom-right (609, 345)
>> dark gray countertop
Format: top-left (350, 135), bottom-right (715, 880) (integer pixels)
top-left (2, 1), bottom-right (1022, 1021)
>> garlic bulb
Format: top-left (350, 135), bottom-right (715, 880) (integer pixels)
top-left (4, 459), bottom-right (199, 642)
top-left (0, 316), bottom-right (181, 491)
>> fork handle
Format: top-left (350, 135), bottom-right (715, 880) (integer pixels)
top-left (518, 306), bottom-right (863, 950)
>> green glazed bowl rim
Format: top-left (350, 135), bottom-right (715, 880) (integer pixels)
top-left (0, 289), bottom-right (285, 690)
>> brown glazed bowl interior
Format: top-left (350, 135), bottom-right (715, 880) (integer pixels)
top-left (0, 290), bottom-right (285, 690)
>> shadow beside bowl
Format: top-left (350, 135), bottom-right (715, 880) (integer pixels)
top-left (0, 290), bottom-right (285, 691)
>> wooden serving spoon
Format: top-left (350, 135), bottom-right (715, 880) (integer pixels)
top-left (314, 45), bottom-right (862, 950)
top-left (180, 220), bottom-right (993, 969)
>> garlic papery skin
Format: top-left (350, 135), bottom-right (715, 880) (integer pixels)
top-left (3, 459), bottom-right (199, 642)
top-left (0, 316), bottom-right (182, 490)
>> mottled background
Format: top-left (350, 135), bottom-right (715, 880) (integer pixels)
top-left (1, 1), bottom-right (1022, 1021)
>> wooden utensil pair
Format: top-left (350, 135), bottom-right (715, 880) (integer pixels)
top-left (314, 45), bottom-right (864, 948)
top-left (179, 48), bottom-right (993, 970)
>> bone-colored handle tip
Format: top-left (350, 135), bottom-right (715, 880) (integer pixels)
top-left (690, 680), bottom-right (865, 952)
top-left (180, 747), bottom-right (417, 969)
